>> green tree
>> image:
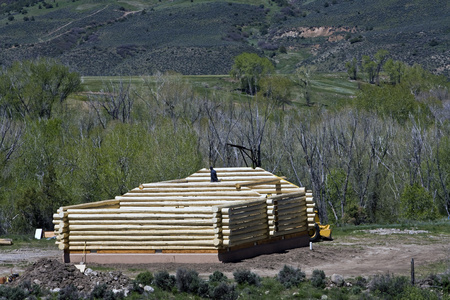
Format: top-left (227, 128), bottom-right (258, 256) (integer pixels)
top-left (345, 58), bottom-right (358, 80)
top-left (259, 75), bottom-right (292, 110)
top-left (384, 59), bottom-right (405, 85)
top-left (0, 58), bottom-right (81, 119)
top-left (362, 55), bottom-right (377, 84)
top-left (230, 52), bottom-right (274, 95)
top-left (400, 183), bottom-right (439, 221)
top-left (374, 49), bottom-right (389, 84)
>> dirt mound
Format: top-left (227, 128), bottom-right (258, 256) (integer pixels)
top-left (13, 258), bottom-right (131, 295)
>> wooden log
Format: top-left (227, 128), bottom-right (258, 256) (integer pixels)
top-left (222, 219), bottom-right (267, 232)
top-left (117, 196), bottom-right (259, 201)
top-left (69, 224), bottom-right (214, 231)
top-left (220, 214), bottom-right (267, 227)
top-left (213, 198), bottom-right (266, 212)
top-left (221, 205), bottom-right (266, 217)
top-left (68, 229), bottom-right (214, 235)
top-left (68, 240), bottom-right (214, 246)
top-left (68, 219), bottom-right (214, 226)
top-left (128, 186), bottom-right (251, 193)
top-left (60, 199), bottom-right (119, 211)
top-left (222, 223), bottom-right (268, 236)
top-left (67, 207), bottom-right (215, 214)
top-left (235, 178), bottom-right (280, 190)
top-left (119, 201), bottom-right (243, 207)
top-left (67, 245), bottom-right (218, 250)
top-left (222, 232), bottom-right (268, 247)
top-left (266, 196), bottom-right (306, 205)
top-left (120, 191), bottom-right (261, 197)
top-left (69, 235), bottom-right (214, 241)
top-left (68, 213), bottom-right (213, 219)
top-left (270, 226), bottom-right (307, 236)
top-left (0, 239), bottom-right (13, 245)
top-left (267, 191), bottom-right (306, 201)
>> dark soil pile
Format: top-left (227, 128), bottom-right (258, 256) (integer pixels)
top-left (13, 258), bottom-right (131, 295)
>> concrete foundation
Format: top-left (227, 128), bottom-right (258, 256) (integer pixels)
top-left (64, 232), bottom-right (309, 264)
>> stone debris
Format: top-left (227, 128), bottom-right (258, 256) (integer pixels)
top-left (12, 258), bottom-right (132, 296)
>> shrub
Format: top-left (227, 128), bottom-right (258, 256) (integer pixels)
top-left (135, 271), bottom-right (154, 286)
top-left (176, 268), bottom-right (202, 294)
top-left (311, 269), bottom-right (326, 288)
top-left (209, 271), bottom-right (228, 284)
top-left (154, 270), bottom-right (176, 291)
top-left (277, 265), bottom-right (305, 288)
top-left (233, 269), bottom-right (261, 286)
top-left (368, 273), bottom-right (410, 298)
top-left (58, 285), bottom-right (80, 300)
top-left (211, 282), bottom-right (238, 300)
top-left (0, 285), bottom-right (28, 300)
top-left (89, 283), bottom-right (108, 299)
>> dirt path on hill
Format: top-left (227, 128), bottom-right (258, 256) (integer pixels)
top-left (1, 229), bottom-right (449, 280)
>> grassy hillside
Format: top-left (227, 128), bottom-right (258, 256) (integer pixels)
top-left (0, 0), bottom-right (448, 76)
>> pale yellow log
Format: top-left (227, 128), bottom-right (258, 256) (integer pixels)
top-left (68, 245), bottom-right (218, 250)
top-left (213, 238), bottom-right (222, 246)
top-left (306, 203), bottom-right (315, 208)
top-left (221, 212), bottom-right (267, 225)
top-left (119, 201), bottom-right (244, 207)
top-left (268, 191), bottom-right (306, 201)
top-left (120, 191), bottom-right (261, 197)
top-left (69, 235), bottom-right (214, 241)
top-left (307, 217), bottom-right (315, 223)
top-left (67, 207), bottom-right (214, 214)
top-left (266, 196), bottom-right (305, 205)
top-left (273, 207), bottom-right (307, 217)
top-left (68, 213), bottom-right (213, 219)
top-left (60, 199), bottom-right (119, 211)
top-left (69, 224), bottom-right (214, 231)
top-left (221, 205), bottom-right (266, 217)
top-left (222, 217), bottom-right (267, 230)
top-left (128, 187), bottom-right (251, 193)
top-left (68, 219), bottom-right (213, 225)
top-left (212, 197), bottom-right (265, 212)
top-left (58, 243), bottom-right (69, 250)
top-left (68, 229), bottom-right (214, 235)
top-left (222, 223), bottom-right (267, 236)
top-left (235, 178), bottom-right (281, 190)
top-left (117, 196), bottom-right (259, 202)
top-left (222, 232), bottom-right (268, 247)
top-left (69, 240), bottom-right (214, 246)
top-left (270, 226), bottom-right (307, 236)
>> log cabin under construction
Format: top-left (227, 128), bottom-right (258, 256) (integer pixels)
top-left (53, 167), bottom-right (316, 264)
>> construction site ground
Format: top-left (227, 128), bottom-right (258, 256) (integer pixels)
top-left (1, 228), bottom-right (449, 283)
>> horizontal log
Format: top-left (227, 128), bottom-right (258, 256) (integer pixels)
top-left (268, 191), bottom-right (306, 201)
top-left (235, 178), bottom-right (280, 190)
top-left (68, 213), bottom-right (213, 220)
top-left (212, 198), bottom-right (266, 212)
top-left (68, 220), bottom-right (214, 227)
top-left (67, 245), bottom-right (218, 250)
top-left (68, 223), bottom-right (214, 231)
top-left (67, 207), bottom-right (215, 214)
top-left (59, 199), bottom-right (119, 211)
top-left (128, 186), bottom-right (252, 193)
top-left (68, 229), bottom-right (214, 235)
top-left (69, 235), bottom-right (214, 241)
top-left (119, 201), bottom-right (243, 207)
top-left (221, 204), bottom-right (266, 217)
top-left (222, 232), bottom-right (268, 247)
top-left (120, 191), bottom-right (261, 197)
top-left (222, 216), bottom-right (267, 230)
top-left (221, 213), bottom-right (267, 225)
top-left (222, 223), bottom-right (268, 236)
top-left (270, 226), bottom-right (307, 236)
top-left (68, 240), bottom-right (214, 246)
top-left (266, 195), bottom-right (306, 205)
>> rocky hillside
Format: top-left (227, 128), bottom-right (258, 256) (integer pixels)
top-left (0, 0), bottom-right (448, 76)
